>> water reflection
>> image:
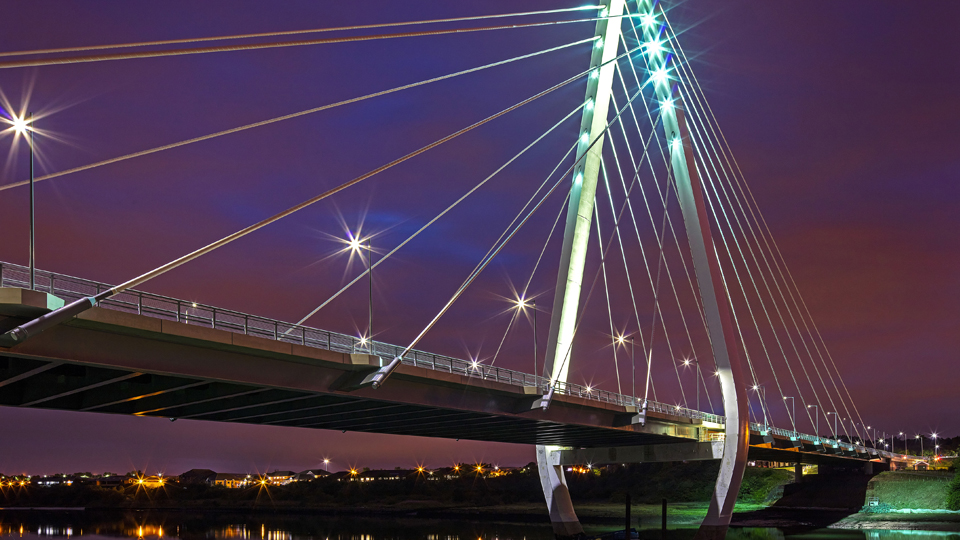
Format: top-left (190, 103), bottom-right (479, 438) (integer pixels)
top-left (0, 512), bottom-right (955, 540)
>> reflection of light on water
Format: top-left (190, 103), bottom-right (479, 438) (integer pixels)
top-left (14, 518), bottom-right (959, 540)
top-left (865, 531), bottom-right (960, 540)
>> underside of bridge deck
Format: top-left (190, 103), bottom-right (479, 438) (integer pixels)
top-left (1, 300), bottom-right (700, 448)
top-left (0, 294), bottom-right (894, 471)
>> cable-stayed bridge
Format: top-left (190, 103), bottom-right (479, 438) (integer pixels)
top-left (0, 1), bottom-right (924, 538)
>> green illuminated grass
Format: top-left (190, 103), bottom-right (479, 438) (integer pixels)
top-left (867, 471), bottom-right (952, 510)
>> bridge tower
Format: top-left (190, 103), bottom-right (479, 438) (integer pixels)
top-left (537, 2), bottom-right (749, 538)
top-left (536, 0), bottom-right (625, 536)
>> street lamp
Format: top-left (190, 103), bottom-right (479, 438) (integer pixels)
top-left (630, 336), bottom-right (635, 403)
top-left (807, 404), bottom-right (819, 442)
top-left (616, 334), bottom-right (638, 406)
top-left (826, 412), bottom-right (839, 441)
top-left (783, 396), bottom-right (796, 437)
top-left (515, 296), bottom-right (537, 376)
top-left (750, 384), bottom-right (768, 431)
top-left (916, 434), bottom-right (923, 458)
top-left (323, 458), bottom-right (330, 472)
top-left (348, 233), bottom-right (373, 352)
top-left (7, 113), bottom-right (36, 288)
top-left (898, 432), bottom-right (904, 455)
top-left (682, 357), bottom-right (701, 413)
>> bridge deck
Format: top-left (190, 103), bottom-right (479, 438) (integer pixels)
top-left (0, 262), bottom-right (920, 465)
top-left (1, 294), bottom-right (698, 447)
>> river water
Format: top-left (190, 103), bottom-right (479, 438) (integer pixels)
top-left (0, 511), bottom-right (956, 540)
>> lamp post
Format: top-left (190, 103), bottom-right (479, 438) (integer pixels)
top-left (630, 336), bottom-right (635, 404)
top-left (783, 396), bottom-right (796, 437)
top-left (933, 433), bottom-right (939, 459)
top-left (323, 458), bottom-right (330, 472)
top-left (28, 113), bottom-right (35, 290)
top-left (898, 432), bottom-right (904, 455)
top-left (750, 384), bottom-right (768, 431)
top-left (367, 238), bottom-right (373, 353)
top-left (517, 297), bottom-right (537, 377)
top-left (533, 299), bottom-right (538, 377)
top-left (683, 358), bottom-right (700, 413)
top-left (348, 233), bottom-right (373, 352)
top-left (826, 412), bottom-right (839, 441)
top-left (10, 114), bottom-right (35, 288)
top-left (916, 434), bottom-right (923, 458)
top-left (807, 404), bottom-right (819, 442)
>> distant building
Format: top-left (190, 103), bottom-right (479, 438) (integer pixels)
top-left (35, 475), bottom-right (73, 487)
top-left (265, 471), bottom-right (296, 485)
top-left (94, 474), bottom-right (128, 488)
top-left (293, 469), bottom-right (330, 482)
top-left (328, 471), bottom-right (352, 482)
top-left (134, 475), bottom-right (169, 488)
top-left (352, 469), bottom-right (413, 482)
top-left (178, 469), bottom-right (217, 485)
top-left (213, 473), bottom-right (249, 488)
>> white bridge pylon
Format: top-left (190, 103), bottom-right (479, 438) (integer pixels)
top-left (535, 1), bottom-right (749, 537)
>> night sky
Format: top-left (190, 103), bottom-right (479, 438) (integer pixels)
top-left (0, 1), bottom-right (957, 476)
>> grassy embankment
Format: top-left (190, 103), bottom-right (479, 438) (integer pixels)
top-left (831, 470), bottom-right (960, 531)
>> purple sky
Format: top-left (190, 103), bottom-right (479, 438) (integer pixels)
top-left (0, 1), bottom-right (957, 476)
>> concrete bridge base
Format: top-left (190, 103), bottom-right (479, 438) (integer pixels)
top-left (536, 445), bottom-right (584, 538)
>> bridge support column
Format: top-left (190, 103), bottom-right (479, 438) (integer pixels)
top-left (537, 445), bottom-right (583, 538)
top-left (795, 462), bottom-right (803, 483)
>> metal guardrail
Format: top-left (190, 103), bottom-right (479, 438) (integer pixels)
top-left (0, 262), bottom-right (926, 460)
top-left (1, 261), bottom-right (695, 413)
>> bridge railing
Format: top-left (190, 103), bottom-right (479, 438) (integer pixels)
top-left (0, 262), bottom-right (787, 433)
top-left (1, 263), bottom-right (937, 460)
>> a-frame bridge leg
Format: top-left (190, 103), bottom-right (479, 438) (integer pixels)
top-left (535, 0), bottom-right (625, 537)
top-left (637, 2), bottom-right (750, 537)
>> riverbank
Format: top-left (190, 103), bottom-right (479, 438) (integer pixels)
top-left (831, 510), bottom-right (960, 531)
